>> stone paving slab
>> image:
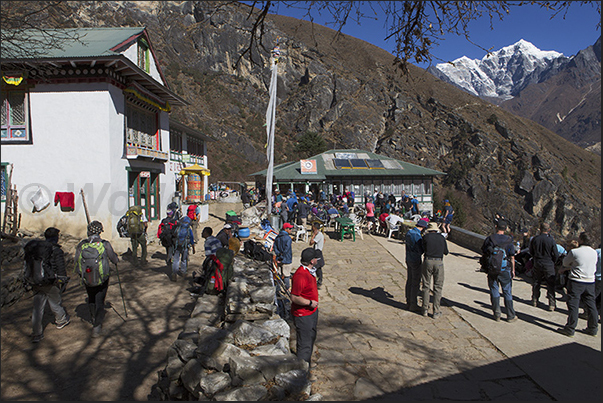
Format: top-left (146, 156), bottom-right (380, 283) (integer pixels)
top-left (293, 229), bottom-right (600, 401)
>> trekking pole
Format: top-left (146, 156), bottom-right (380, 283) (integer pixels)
top-left (270, 255), bottom-right (292, 300)
top-left (114, 262), bottom-right (128, 318)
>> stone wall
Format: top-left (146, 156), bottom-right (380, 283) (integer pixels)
top-left (154, 255), bottom-right (323, 401)
top-left (447, 225), bottom-right (487, 255)
top-left (1, 238), bottom-right (26, 308)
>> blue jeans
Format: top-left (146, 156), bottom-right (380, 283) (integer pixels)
top-left (488, 270), bottom-right (515, 319)
top-left (172, 247), bottom-right (189, 275)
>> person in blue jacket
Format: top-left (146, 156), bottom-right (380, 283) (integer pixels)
top-left (274, 222), bottom-right (294, 288)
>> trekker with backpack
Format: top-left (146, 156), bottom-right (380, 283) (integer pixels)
top-left (23, 227), bottom-right (71, 343)
top-left (187, 203), bottom-right (201, 243)
top-left (74, 221), bottom-right (119, 338)
top-left (126, 205), bottom-right (148, 266)
top-left (481, 219), bottom-right (517, 322)
top-left (171, 216), bottom-right (196, 282)
top-left (158, 210), bottom-right (178, 265)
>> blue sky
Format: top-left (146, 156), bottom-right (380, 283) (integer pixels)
top-left (265, 1), bottom-right (601, 69)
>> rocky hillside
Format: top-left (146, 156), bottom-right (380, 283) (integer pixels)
top-left (24, 1), bottom-right (601, 240)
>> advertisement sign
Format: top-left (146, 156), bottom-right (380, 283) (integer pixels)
top-left (300, 159), bottom-right (317, 174)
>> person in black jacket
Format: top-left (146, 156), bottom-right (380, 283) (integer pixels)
top-left (28, 227), bottom-right (70, 343)
top-left (529, 222), bottom-right (560, 311)
top-left (420, 222), bottom-right (449, 319)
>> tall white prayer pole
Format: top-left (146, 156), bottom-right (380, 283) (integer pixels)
top-left (265, 44), bottom-right (280, 216)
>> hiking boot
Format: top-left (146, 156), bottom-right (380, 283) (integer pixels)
top-left (92, 325), bottom-right (102, 338)
top-left (56, 315), bottom-right (71, 329)
top-left (556, 327), bottom-right (574, 337)
top-left (583, 328), bottom-right (598, 336)
top-left (32, 334), bottom-right (44, 343)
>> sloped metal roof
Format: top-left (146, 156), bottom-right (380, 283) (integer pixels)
top-left (250, 149), bottom-right (446, 180)
top-left (1, 27), bottom-right (187, 106)
top-left (1, 27), bottom-right (145, 59)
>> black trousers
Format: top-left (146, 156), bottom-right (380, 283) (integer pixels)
top-left (294, 309), bottom-right (318, 364)
top-left (86, 279), bottom-right (110, 327)
top-left (564, 280), bottom-right (598, 333)
top-left (531, 265), bottom-right (556, 305)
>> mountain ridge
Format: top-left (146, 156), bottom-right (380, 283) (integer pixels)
top-left (427, 37), bottom-right (601, 152)
top-left (17, 1), bottom-right (601, 241)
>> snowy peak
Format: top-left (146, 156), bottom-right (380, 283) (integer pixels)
top-left (427, 39), bottom-right (568, 100)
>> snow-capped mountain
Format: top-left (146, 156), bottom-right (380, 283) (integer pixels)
top-left (427, 39), bottom-right (569, 101)
top-left (427, 38), bottom-right (601, 153)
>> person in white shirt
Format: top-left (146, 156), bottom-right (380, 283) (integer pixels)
top-left (309, 222), bottom-right (325, 288)
top-left (557, 232), bottom-right (599, 337)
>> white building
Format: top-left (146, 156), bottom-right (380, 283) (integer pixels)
top-left (0, 27), bottom-right (209, 241)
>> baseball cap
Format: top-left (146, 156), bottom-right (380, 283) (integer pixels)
top-left (416, 220), bottom-right (428, 228)
top-left (301, 247), bottom-right (320, 263)
top-left (283, 222), bottom-right (294, 229)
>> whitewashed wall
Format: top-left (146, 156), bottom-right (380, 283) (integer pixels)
top-left (2, 81), bottom-right (176, 241)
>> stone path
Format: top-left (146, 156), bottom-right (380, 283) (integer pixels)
top-left (294, 228), bottom-right (600, 401)
top-left (1, 201), bottom-right (599, 401)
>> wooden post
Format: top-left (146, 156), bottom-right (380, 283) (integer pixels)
top-left (80, 189), bottom-right (91, 224)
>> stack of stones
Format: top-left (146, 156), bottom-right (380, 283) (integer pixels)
top-left (156, 256), bottom-right (322, 401)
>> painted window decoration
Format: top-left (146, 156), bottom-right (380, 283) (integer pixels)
top-left (126, 103), bottom-right (157, 150)
top-left (1, 90), bottom-right (29, 143)
top-left (137, 37), bottom-right (150, 73)
top-left (1, 164), bottom-right (7, 202)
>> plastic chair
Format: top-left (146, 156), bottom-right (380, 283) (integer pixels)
top-left (295, 224), bottom-right (308, 242)
top-left (386, 219), bottom-right (400, 239)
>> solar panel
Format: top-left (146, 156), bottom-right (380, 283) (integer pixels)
top-left (333, 158), bottom-right (352, 169)
top-left (350, 159), bottom-right (367, 168)
top-left (366, 159), bottom-right (385, 169)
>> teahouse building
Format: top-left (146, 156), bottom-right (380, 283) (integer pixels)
top-left (1, 27), bottom-right (195, 239)
top-left (251, 149), bottom-right (446, 215)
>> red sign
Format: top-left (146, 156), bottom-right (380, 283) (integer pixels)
top-left (300, 159), bottom-right (317, 174)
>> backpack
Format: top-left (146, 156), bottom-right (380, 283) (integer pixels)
top-left (174, 220), bottom-right (191, 250)
top-left (126, 206), bottom-right (143, 235)
top-left (158, 216), bottom-right (178, 247)
top-left (253, 242), bottom-right (272, 262)
top-left (243, 239), bottom-right (256, 259)
top-left (116, 214), bottom-right (129, 237)
top-left (187, 204), bottom-right (197, 221)
top-left (76, 241), bottom-right (110, 287)
top-left (485, 237), bottom-right (511, 278)
top-left (23, 239), bottom-right (56, 286)
top-left (203, 248), bottom-right (235, 294)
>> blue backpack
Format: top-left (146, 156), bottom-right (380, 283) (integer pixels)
top-left (174, 217), bottom-right (192, 250)
top-left (487, 237), bottom-right (511, 278)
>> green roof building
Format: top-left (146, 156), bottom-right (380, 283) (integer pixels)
top-left (251, 149), bottom-right (446, 213)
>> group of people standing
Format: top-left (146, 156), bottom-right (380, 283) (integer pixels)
top-left (403, 215), bottom-right (600, 338)
top-left (481, 220), bottom-right (600, 336)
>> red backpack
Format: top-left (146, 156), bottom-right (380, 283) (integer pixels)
top-left (187, 205), bottom-right (197, 221)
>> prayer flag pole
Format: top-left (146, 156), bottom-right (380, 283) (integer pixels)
top-left (265, 43), bottom-right (280, 216)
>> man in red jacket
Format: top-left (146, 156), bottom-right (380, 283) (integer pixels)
top-left (290, 248), bottom-right (320, 371)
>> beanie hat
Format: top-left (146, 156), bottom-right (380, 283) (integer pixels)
top-left (87, 220), bottom-right (104, 236)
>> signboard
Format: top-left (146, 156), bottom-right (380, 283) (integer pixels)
top-left (140, 171), bottom-right (151, 178)
top-left (300, 159), bottom-right (317, 174)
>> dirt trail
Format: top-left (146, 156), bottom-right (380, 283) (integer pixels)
top-left (1, 201), bottom-right (241, 401)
